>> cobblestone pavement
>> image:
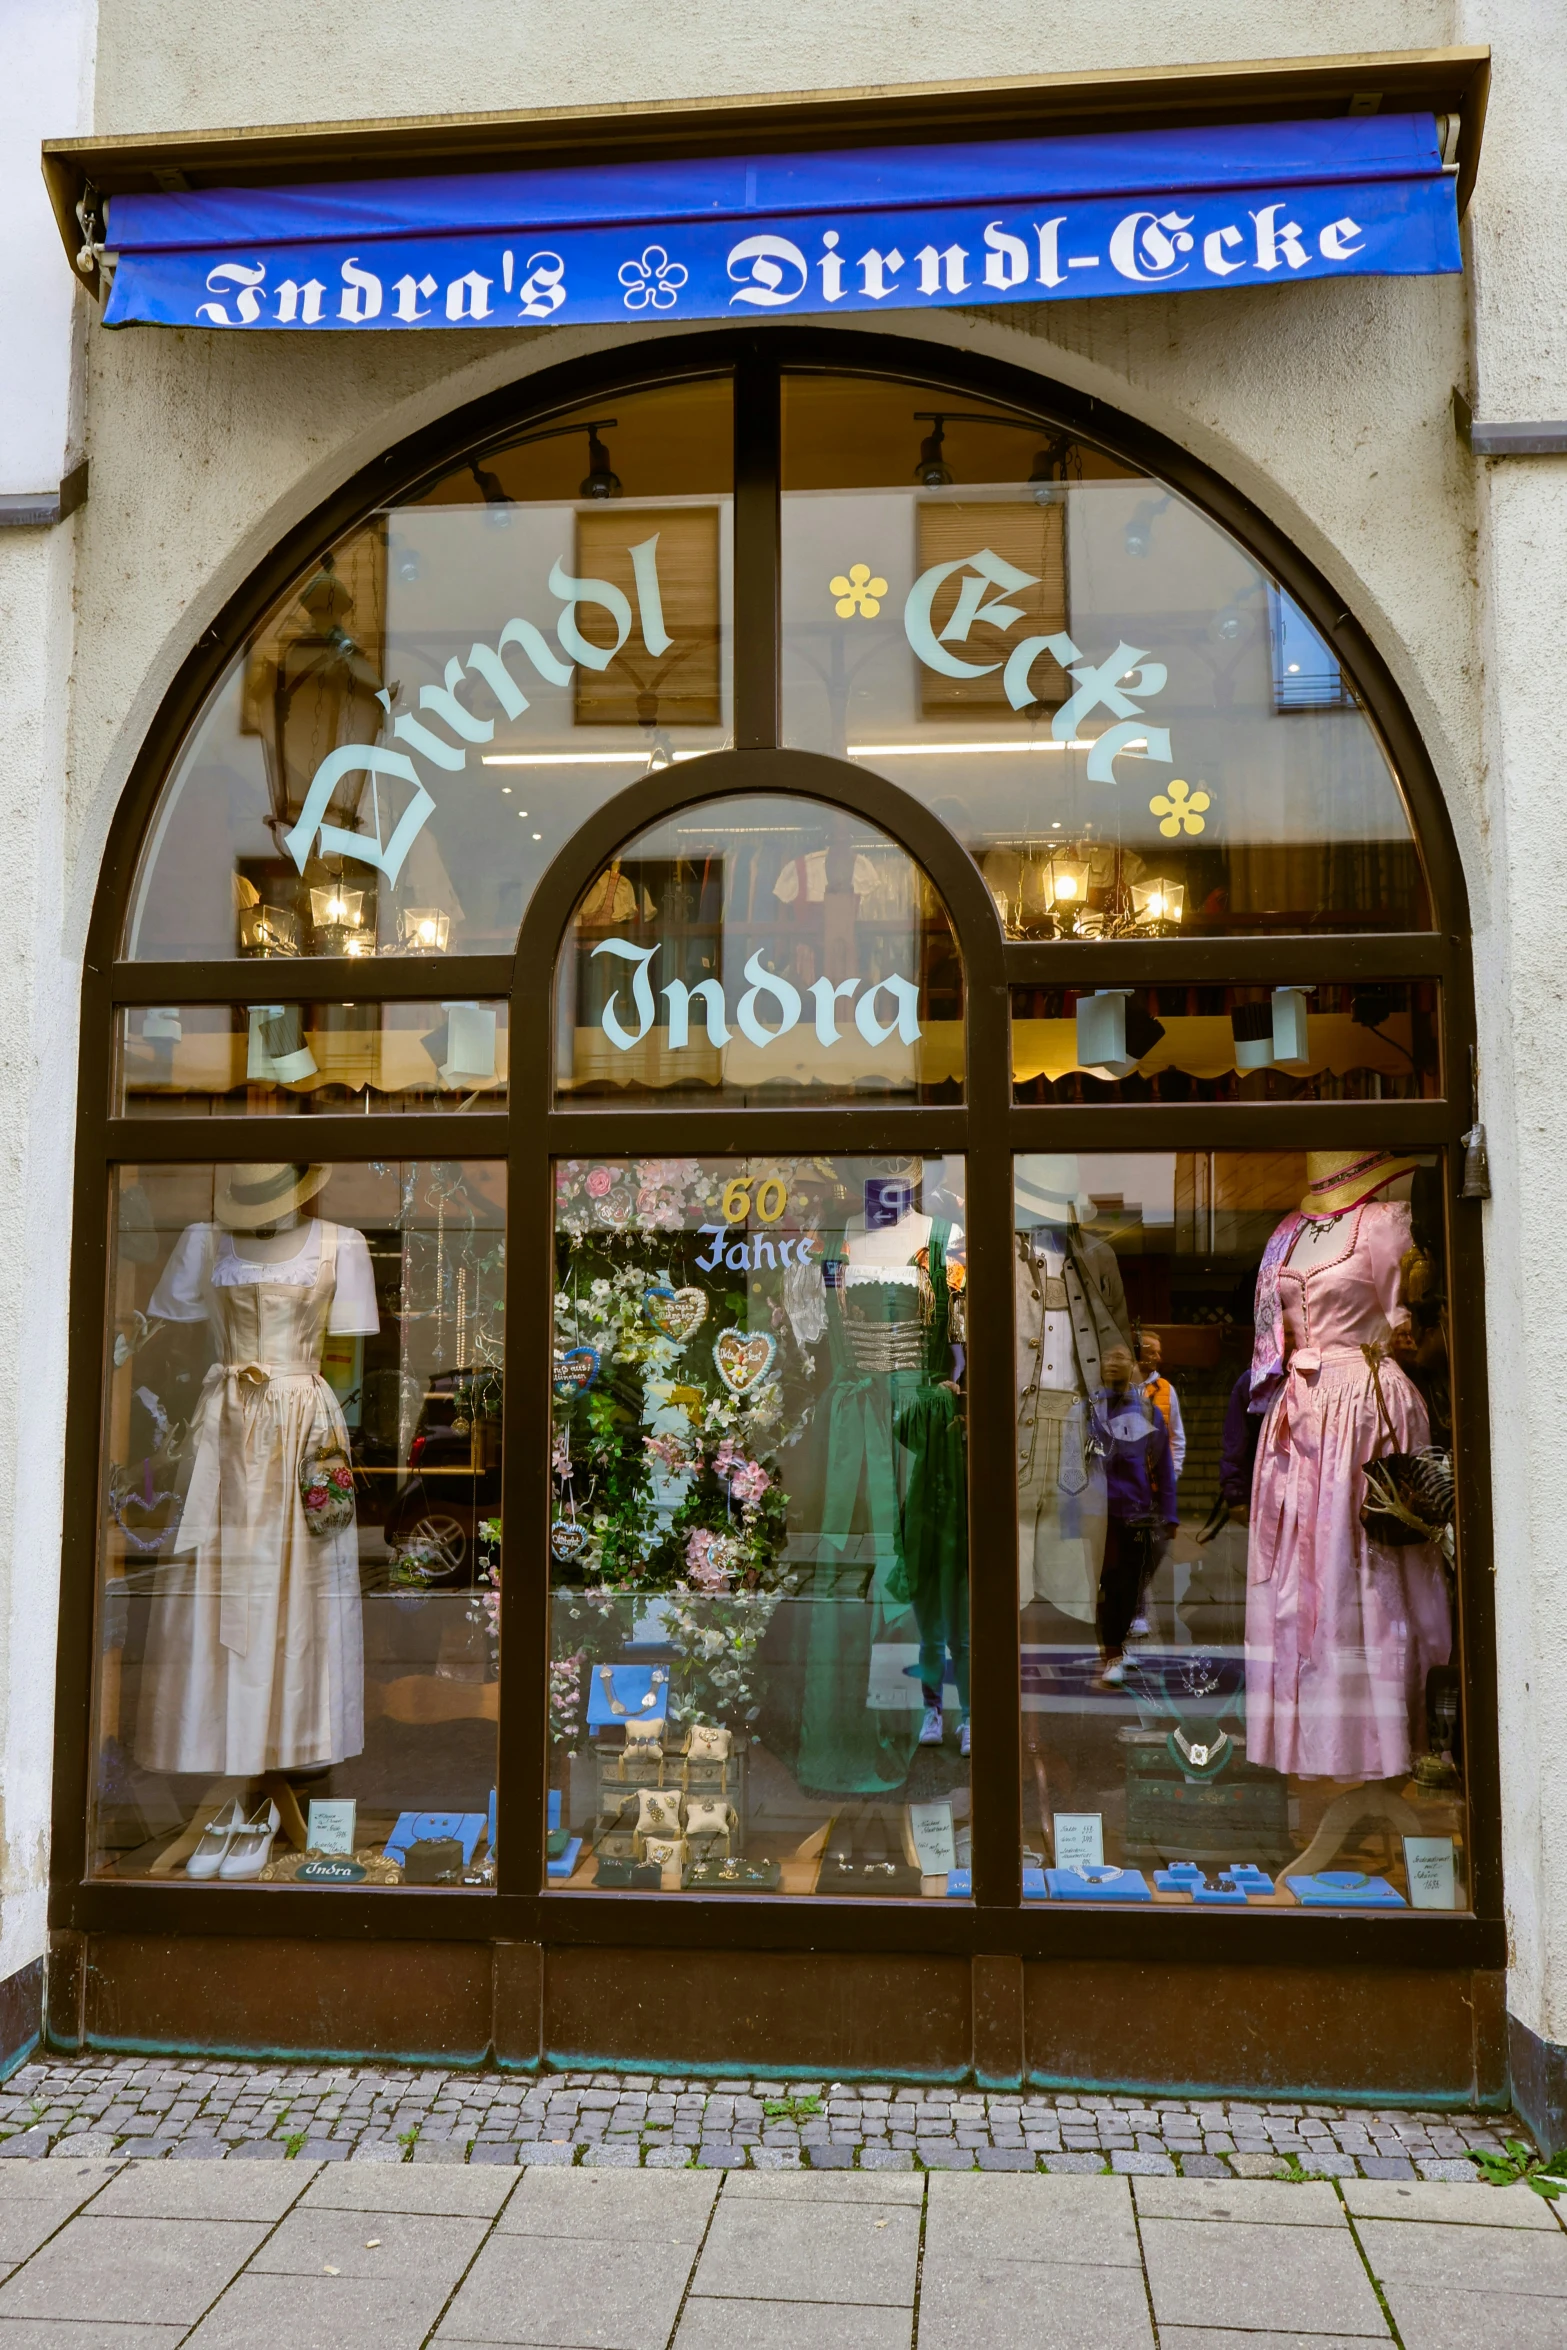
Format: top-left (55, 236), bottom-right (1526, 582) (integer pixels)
top-left (0, 2152), bottom-right (1560, 2348)
top-left (0, 2054), bottom-right (1534, 2178)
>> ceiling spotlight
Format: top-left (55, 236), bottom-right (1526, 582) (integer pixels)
top-left (471, 460), bottom-right (513, 529)
top-left (1124, 492), bottom-right (1172, 558)
top-left (1027, 432), bottom-right (1076, 503)
top-left (913, 413), bottom-right (953, 488)
top-left (580, 426), bottom-right (622, 499)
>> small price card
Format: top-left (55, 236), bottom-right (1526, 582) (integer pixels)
top-left (307, 1798), bottom-right (357, 1856)
top-left (1053, 1813), bottom-right (1105, 1871)
top-left (1402, 1835), bottom-right (1457, 1910)
top-left (906, 1800), bottom-right (957, 1875)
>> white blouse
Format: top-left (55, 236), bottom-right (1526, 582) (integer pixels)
top-left (149, 1221), bottom-right (381, 1336)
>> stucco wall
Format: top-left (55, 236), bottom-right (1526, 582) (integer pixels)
top-left (1456, 0), bottom-right (1567, 2063)
top-left (92, 2), bottom-right (1459, 140)
top-left (14, 0), bottom-right (1566, 2067)
top-left (0, 0), bottom-right (96, 2012)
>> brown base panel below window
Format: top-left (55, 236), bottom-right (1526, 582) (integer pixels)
top-left (45, 1932), bottom-right (1506, 2104)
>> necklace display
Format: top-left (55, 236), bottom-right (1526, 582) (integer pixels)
top-left (1300, 1212), bottom-right (1343, 1242)
top-left (597, 1664), bottom-right (667, 1717)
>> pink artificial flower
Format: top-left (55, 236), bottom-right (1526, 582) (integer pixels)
top-left (685, 1527), bottom-right (734, 1592)
top-left (584, 1167), bottom-right (613, 1198)
top-left (729, 1460), bottom-right (770, 1505)
top-left (305, 1485), bottom-right (329, 1510)
top-left (636, 1188), bottom-right (660, 1216)
top-left (643, 1433), bottom-right (690, 1473)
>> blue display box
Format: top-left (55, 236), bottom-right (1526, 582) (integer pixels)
top-left (1285, 1871), bottom-right (1406, 1908)
top-left (585, 1665), bottom-right (669, 1727)
top-left (547, 1835), bottom-right (583, 1879)
top-left (1046, 1866), bottom-right (1152, 1902)
top-left (1155, 1862), bottom-right (1276, 1904)
top-left (945, 1868), bottom-right (1045, 1899)
top-left (384, 1812), bottom-right (488, 1867)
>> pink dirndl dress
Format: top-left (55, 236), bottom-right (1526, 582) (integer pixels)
top-left (1245, 1200), bottom-right (1451, 1779)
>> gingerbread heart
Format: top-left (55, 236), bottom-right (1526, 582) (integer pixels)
top-left (644, 1285), bottom-right (707, 1342)
top-left (595, 1187), bottom-right (634, 1228)
top-left (113, 1489), bottom-right (176, 1554)
top-left (552, 1346), bottom-right (600, 1399)
top-left (713, 1328), bottom-right (778, 1397)
top-left (550, 1518), bottom-right (589, 1565)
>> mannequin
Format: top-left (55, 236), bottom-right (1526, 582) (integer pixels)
top-left (133, 1163), bottom-right (380, 1785)
top-left (1245, 1150), bottom-right (1452, 1781)
top-left (791, 1166), bottom-right (967, 1791)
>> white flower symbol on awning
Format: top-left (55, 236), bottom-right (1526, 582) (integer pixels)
top-left (619, 246), bottom-right (690, 312)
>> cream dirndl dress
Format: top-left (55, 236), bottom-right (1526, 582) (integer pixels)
top-left (134, 1221), bottom-right (377, 1776)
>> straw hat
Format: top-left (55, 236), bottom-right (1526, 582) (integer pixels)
top-left (1014, 1154), bottom-right (1095, 1224)
top-left (215, 1163), bottom-right (332, 1230)
top-left (1301, 1150), bottom-right (1423, 1218)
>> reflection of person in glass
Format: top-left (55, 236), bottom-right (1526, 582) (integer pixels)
top-left (1127, 1328), bottom-right (1184, 1640)
top-left (132, 1165), bottom-right (379, 1788)
top-left (1075, 1347), bottom-right (1178, 1689)
top-left (1245, 1151), bottom-right (1452, 1778)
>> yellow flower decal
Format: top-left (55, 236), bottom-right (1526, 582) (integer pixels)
top-left (1149, 779), bottom-right (1211, 837)
top-left (830, 562), bottom-right (889, 618)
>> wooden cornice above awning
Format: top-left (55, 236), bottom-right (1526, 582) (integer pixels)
top-left (44, 45), bottom-right (1489, 298)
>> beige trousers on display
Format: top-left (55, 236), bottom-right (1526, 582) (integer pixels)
top-left (1017, 1396), bottom-right (1106, 1624)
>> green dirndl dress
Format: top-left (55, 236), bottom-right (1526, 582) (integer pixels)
top-left (763, 1220), bottom-right (968, 1795)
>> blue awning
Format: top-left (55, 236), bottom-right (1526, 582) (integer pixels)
top-left (101, 113), bottom-right (1460, 330)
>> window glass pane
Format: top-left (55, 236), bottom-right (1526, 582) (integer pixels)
top-left (94, 1160), bottom-right (503, 1887)
top-left (115, 1003), bottom-right (509, 1115)
top-left (555, 795), bottom-right (962, 1106)
top-left (1015, 1149), bottom-right (1464, 1913)
top-left (1012, 982), bottom-right (1440, 1101)
top-left (781, 375), bottom-right (1430, 937)
top-left (548, 1154), bottom-right (970, 1895)
top-left (125, 379), bottom-right (733, 959)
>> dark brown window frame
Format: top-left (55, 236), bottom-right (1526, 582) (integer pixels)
top-left (55, 328), bottom-right (1499, 1982)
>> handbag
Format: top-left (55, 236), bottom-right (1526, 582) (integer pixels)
top-left (299, 1429), bottom-right (356, 1537)
top-left (1359, 1345), bottom-right (1455, 1549)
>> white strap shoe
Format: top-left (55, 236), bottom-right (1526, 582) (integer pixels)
top-left (185, 1798), bottom-right (245, 1879)
top-left (217, 1800), bottom-right (281, 1880)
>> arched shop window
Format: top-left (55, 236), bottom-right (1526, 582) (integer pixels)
top-left (71, 337), bottom-right (1484, 1941)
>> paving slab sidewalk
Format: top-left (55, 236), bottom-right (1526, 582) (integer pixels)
top-left (0, 2153), bottom-right (1556, 2346)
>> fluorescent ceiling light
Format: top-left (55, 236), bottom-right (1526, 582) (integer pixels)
top-left (481, 749), bottom-right (709, 768)
top-left (847, 739), bottom-right (1144, 758)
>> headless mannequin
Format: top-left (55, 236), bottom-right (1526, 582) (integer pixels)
top-left (133, 1192), bottom-right (373, 1839)
top-left (227, 1212), bottom-right (314, 1841)
top-left (1228, 1174), bottom-right (1417, 1537)
top-left (233, 1208), bottom-right (310, 1263)
top-left (1286, 1169), bottom-right (1414, 1273)
top-left (1246, 1166), bottom-right (1449, 1790)
top-left (842, 1205), bottom-right (940, 1278)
